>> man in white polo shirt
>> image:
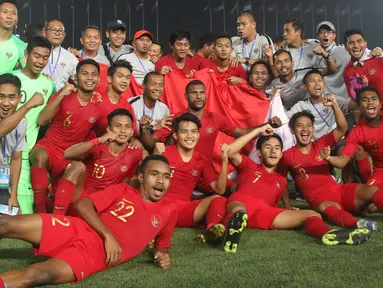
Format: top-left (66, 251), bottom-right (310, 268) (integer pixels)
top-left (129, 71), bottom-right (170, 130)
top-left (42, 18), bottom-right (78, 91)
top-left (118, 30), bottom-right (155, 84)
top-left (231, 12), bottom-right (274, 72)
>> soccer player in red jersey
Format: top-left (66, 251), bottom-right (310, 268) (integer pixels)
top-left (93, 60), bottom-right (138, 136)
top-left (47, 108), bottom-right (141, 215)
top-left (141, 80), bottom-right (258, 164)
top-left (0, 155), bottom-right (176, 287)
top-left (200, 34), bottom-right (247, 85)
top-left (220, 123), bottom-right (371, 252)
top-left (321, 86), bottom-right (383, 213)
top-left (154, 113), bottom-right (228, 238)
top-left (192, 32), bottom-right (216, 69)
top-left (155, 29), bottom-right (198, 78)
top-left (29, 59), bottom-right (103, 213)
top-left (280, 94), bottom-right (378, 231)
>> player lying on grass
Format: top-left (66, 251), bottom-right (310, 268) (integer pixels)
top-left (0, 155), bottom-right (176, 287)
top-left (219, 123), bottom-right (372, 253)
top-left (46, 108), bottom-right (142, 216)
top-left (279, 93), bottom-right (378, 231)
top-left (153, 113), bottom-right (228, 240)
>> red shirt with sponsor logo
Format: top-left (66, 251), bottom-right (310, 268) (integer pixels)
top-left (83, 144), bottom-right (142, 193)
top-left (162, 145), bottom-right (217, 201)
top-left (155, 55), bottom-right (199, 76)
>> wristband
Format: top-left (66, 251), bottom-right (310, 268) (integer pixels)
top-left (323, 54), bottom-right (330, 60)
top-left (324, 155), bottom-right (330, 160)
top-left (245, 58), bottom-right (250, 65)
top-left (146, 124), bottom-right (155, 134)
top-left (90, 138), bottom-right (100, 147)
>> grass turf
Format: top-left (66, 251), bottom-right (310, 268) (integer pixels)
top-left (1, 201), bottom-right (383, 288)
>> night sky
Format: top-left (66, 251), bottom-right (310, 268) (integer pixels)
top-left (15, 0), bottom-right (381, 52)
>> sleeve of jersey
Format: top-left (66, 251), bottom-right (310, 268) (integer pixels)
top-left (201, 159), bottom-right (218, 187)
top-left (317, 132), bottom-right (337, 148)
top-left (277, 156), bottom-right (289, 177)
top-left (86, 183), bottom-right (127, 213)
top-left (155, 58), bottom-right (165, 72)
top-left (341, 128), bottom-right (360, 158)
top-left (154, 127), bottom-right (173, 142)
top-left (155, 203), bottom-right (177, 249)
top-left (235, 154), bottom-right (251, 171)
top-left (15, 119), bottom-right (27, 152)
top-left (126, 149), bottom-right (142, 178)
top-left (216, 113), bottom-right (237, 134)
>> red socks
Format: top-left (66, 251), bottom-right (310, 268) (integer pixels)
top-left (31, 167), bottom-right (49, 213)
top-left (206, 197), bottom-right (227, 229)
top-left (357, 157), bottom-right (372, 183)
top-left (53, 179), bottom-right (76, 215)
top-left (304, 216), bottom-right (332, 239)
top-left (323, 206), bottom-right (357, 228)
top-left (0, 277), bottom-right (5, 288)
top-left (223, 212), bottom-right (234, 228)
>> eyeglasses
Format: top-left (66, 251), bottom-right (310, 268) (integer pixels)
top-left (47, 27), bottom-right (65, 35)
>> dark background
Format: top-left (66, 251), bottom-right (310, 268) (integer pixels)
top-left (15, 0), bottom-right (379, 53)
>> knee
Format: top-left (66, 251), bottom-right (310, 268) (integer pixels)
top-left (317, 202), bottom-right (336, 212)
top-left (24, 266), bottom-right (58, 287)
top-left (307, 210), bottom-right (322, 219)
top-left (31, 149), bottom-right (50, 166)
top-left (65, 161), bottom-right (86, 177)
top-left (0, 215), bottom-right (12, 235)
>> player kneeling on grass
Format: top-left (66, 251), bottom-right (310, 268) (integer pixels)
top-left (47, 108), bottom-right (142, 215)
top-left (154, 113), bottom-right (228, 241)
top-left (0, 155), bottom-right (176, 288)
top-left (220, 123), bottom-right (372, 253)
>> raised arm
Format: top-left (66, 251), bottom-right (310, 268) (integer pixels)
top-left (323, 94), bottom-right (348, 143)
top-left (320, 145), bottom-right (352, 168)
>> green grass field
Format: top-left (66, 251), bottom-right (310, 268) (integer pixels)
top-left (1, 199), bottom-right (383, 288)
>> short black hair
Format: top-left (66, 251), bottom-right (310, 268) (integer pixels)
top-left (0, 0), bottom-right (17, 9)
top-left (152, 41), bottom-right (163, 53)
top-left (344, 29), bottom-right (366, 45)
top-left (285, 17), bottom-right (305, 36)
top-left (273, 49), bottom-right (293, 61)
top-left (256, 133), bottom-right (284, 150)
top-left (107, 108), bottom-right (134, 126)
top-left (139, 154), bottom-right (170, 174)
top-left (238, 12), bottom-right (255, 22)
top-left (82, 25), bottom-right (101, 37)
top-left (185, 80), bottom-right (205, 93)
top-left (288, 111), bottom-right (315, 129)
top-left (76, 59), bottom-right (100, 75)
top-left (198, 32), bottom-right (216, 49)
top-left (303, 69), bottom-right (323, 85)
top-left (250, 60), bottom-right (273, 77)
top-left (273, 36), bottom-right (284, 45)
top-left (0, 73), bottom-right (21, 94)
top-left (108, 60), bottom-right (133, 77)
top-left (172, 113), bottom-right (202, 132)
top-left (45, 18), bottom-right (65, 28)
top-left (169, 29), bottom-right (192, 45)
top-left (143, 71), bottom-right (163, 85)
top-left (356, 86), bottom-right (382, 104)
top-left (215, 33), bottom-right (232, 45)
top-left (26, 36), bottom-right (51, 53)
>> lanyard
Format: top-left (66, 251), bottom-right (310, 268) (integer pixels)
top-left (3, 128), bottom-right (18, 163)
top-left (48, 47), bottom-right (62, 77)
top-left (311, 102), bottom-right (334, 128)
top-left (143, 102), bottom-right (155, 119)
top-left (242, 35), bottom-right (257, 58)
top-left (137, 55), bottom-right (148, 74)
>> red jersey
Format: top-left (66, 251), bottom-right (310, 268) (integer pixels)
top-left (344, 57), bottom-right (383, 98)
top-left (342, 117), bottom-right (383, 171)
top-left (200, 59), bottom-right (248, 80)
top-left (44, 92), bottom-right (102, 150)
top-left (83, 144), bottom-right (142, 193)
top-left (88, 183), bottom-right (176, 262)
top-left (236, 155), bottom-right (287, 207)
top-left (192, 54), bottom-right (211, 70)
top-left (93, 89), bottom-right (138, 136)
top-left (155, 110), bottom-right (236, 163)
top-left (155, 55), bottom-right (198, 76)
top-left (279, 133), bottom-right (338, 205)
top-left (162, 145), bottom-right (217, 202)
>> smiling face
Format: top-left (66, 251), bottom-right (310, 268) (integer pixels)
top-left (139, 160), bottom-right (171, 202)
top-left (250, 63), bottom-right (270, 91)
top-left (108, 67), bottom-right (131, 94)
top-left (81, 28), bottom-right (102, 53)
top-left (0, 83), bottom-right (20, 119)
top-left (107, 114), bottom-right (134, 145)
top-left (76, 64), bottom-right (99, 93)
top-left (107, 29), bottom-right (126, 49)
top-left (0, 2), bottom-right (17, 31)
top-left (25, 46), bottom-right (50, 76)
top-left (171, 38), bottom-right (190, 59)
top-left (291, 116), bottom-right (315, 147)
top-left (305, 72), bottom-right (324, 99)
top-left (346, 33), bottom-right (367, 61)
top-left (173, 121), bottom-right (200, 151)
top-left (257, 137), bottom-right (283, 168)
top-left (143, 74), bottom-right (164, 101)
top-left (359, 90), bottom-right (382, 120)
top-left (274, 52), bottom-right (294, 77)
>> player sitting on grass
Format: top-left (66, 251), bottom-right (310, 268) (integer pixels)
top-left (0, 155), bottom-right (176, 287)
top-left (279, 93), bottom-right (378, 232)
top-left (219, 122), bottom-right (372, 253)
top-left (47, 108), bottom-right (142, 215)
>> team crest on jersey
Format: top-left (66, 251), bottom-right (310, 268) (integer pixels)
top-left (43, 89), bottom-right (48, 95)
top-left (120, 165), bottom-right (128, 172)
top-left (60, 62), bottom-right (66, 68)
top-left (322, 107), bottom-right (329, 113)
top-left (206, 127), bottom-right (214, 133)
top-left (192, 170), bottom-right (199, 177)
top-left (369, 68), bottom-right (376, 75)
top-left (276, 181), bottom-right (280, 188)
top-left (89, 116), bottom-right (95, 123)
top-left (316, 155), bottom-right (323, 161)
top-left (151, 214), bottom-right (161, 228)
top-left (307, 53), bottom-right (314, 60)
top-left (6, 52), bottom-right (12, 59)
top-left (253, 48), bottom-right (259, 55)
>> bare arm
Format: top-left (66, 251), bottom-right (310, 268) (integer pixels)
top-left (8, 151), bottom-right (22, 211)
top-left (322, 57), bottom-right (337, 76)
top-left (210, 148), bottom-right (229, 195)
top-left (320, 146), bottom-right (352, 168)
top-left (281, 188), bottom-right (291, 209)
top-left (324, 94), bottom-right (348, 142)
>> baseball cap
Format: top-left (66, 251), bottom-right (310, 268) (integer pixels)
top-left (316, 21), bottom-right (336, 34)
top-left (107, 19), bottom-right (126, 31)
top-left (134, 30), bottom-right (154, 41)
